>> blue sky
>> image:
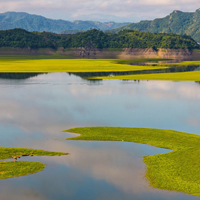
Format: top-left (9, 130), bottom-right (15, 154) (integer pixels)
top-left (0, 0), bottom-right (199, 22)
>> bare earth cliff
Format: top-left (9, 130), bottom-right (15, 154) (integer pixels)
top-left (0, 47), bottom-right (195, 59)
top-left (71, 47), bottom-right (193, 59)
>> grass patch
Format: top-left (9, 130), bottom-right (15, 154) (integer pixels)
top-left (87, 60), bottom-right (200, 81)
top-left (90, 71), bottom-right (200, 81)
top-left (146, 61), bottom-right (200, 66)
top-left (65, 127), bottom-right (200, 196)
top-left (0, 58), bottom-right (169, 73)
top-left (0, 147), bottom-right (68, 179)
top-left (0, 161), bottom-right (45, 179)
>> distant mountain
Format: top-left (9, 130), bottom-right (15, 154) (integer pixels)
top-left (60, 29), bottom-right (85, 34)
top-left (0, 12), bottom-right (129, 33)
top-left (108, 9), bottom-right (200, 42)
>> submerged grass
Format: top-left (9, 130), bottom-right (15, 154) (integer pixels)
top-left (0, 58), bottom-right (169, 72)
top-left (65, 127), bottom-right (200, 196)
top-left (0, 147), bottom-right (68, 179)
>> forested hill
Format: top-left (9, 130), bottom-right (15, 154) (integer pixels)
top-left (108, 9), bottom-right (200, 42)
top-left (0, 12), bottom-right (129, 33)
top-left (0, 28), bottom-right (198, 50)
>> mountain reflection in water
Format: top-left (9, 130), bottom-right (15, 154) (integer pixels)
top-left (0, 65), bottom-right (198, 82)
top-left (0, 73), bottom-right (42, 79)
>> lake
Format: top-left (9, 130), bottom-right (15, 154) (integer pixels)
top-left (0, 72), bottom-right (200, 200)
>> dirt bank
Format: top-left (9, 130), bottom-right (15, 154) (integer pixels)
top-left (0, 47), bottom-right (197, 59)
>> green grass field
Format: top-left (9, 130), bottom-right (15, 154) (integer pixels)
top-left (0, 147), bottom-right (68, 179)
top-left (0, 57), bottom-right (169, 72)
top-left (65, 127), bottom-right (200, 196)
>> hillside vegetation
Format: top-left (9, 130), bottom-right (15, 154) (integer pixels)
top-left (109, 9), bottom-right (200, 42)
top-left (0, 28), bottom-right (198, 50)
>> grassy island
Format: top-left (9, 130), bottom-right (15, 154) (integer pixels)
top-left (88, 60), bottom-right (200, 81)
top-left (0, 147), bottom-right (68, 179)
top-left (90, 71), bottom-right (200, 81)
top-left (65, 127), bottom-right (200, 196)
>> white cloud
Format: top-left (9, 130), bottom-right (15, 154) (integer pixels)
top-left (139, 0), bottom-right (174, 6)
top-left (99, 1), bottom-right (109, 8)
top-left (0, 0), bottom-right (198, 22)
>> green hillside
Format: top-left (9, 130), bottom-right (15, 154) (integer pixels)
top-left (0, 28), bottom-right (198, 50)
top-left (0, 29), bottom-right (55, 48)
top-left (109, 9), bottom-right (200, 42)
top-left (0, 12), bottom-right (129, 33)
top-left (60, 29), bottom-right (85, 34)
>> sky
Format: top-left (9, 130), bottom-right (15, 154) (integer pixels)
top-left (0, 0), bottom-right (199, 22)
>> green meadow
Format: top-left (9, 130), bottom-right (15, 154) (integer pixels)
top-left (0, 147), bottom-right (68, 179)
top-left (65, 127), bottom-right (200, 196)
top-left (0, 57), bottom-right (169, 72)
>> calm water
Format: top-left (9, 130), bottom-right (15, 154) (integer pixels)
top-left (0, 73), bottom-right (200, 200)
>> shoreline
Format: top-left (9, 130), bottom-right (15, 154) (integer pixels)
top-left (0, 47), bottom-right (197, 60)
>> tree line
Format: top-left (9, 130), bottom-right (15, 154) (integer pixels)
top-left (0, 28), bottom-right (198, 50)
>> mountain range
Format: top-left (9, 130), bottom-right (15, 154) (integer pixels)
top-left (0, 12), bottom-right (129, 33)
top-left (108, 9), bottom-right (200, 42)
top-left (0, 10), bottom-right (200, 43)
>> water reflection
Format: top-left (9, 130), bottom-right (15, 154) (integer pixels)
top-left (0, 73), bottom-right (200, 199)
top-left (0, 64), bottom-right (198, 83)
top-left (0, 73), bottom-right (42, 79)
top-left (1, 139), bottom-right (195, 200)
